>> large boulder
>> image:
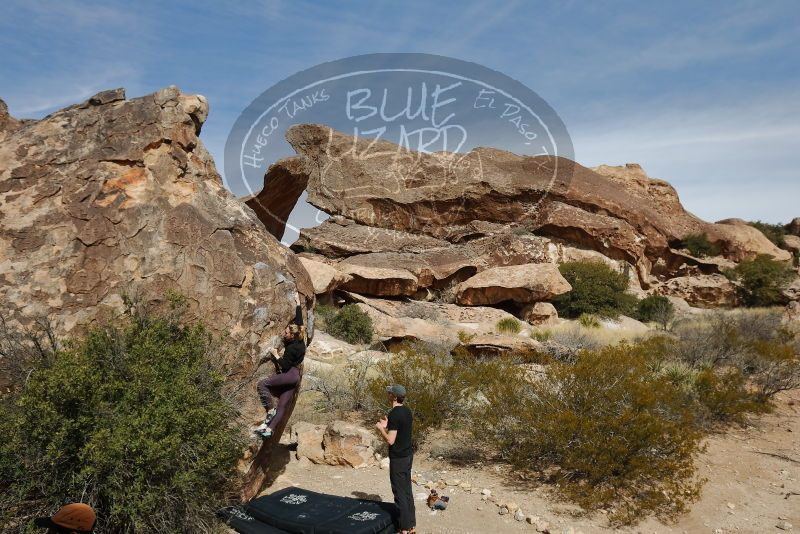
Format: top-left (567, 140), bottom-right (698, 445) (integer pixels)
top-left (454, 263), bottom-right (571, 306)
top-left (783, 235), bottom-right (800, 256)
top-left (251, 127), bottom-right (784, 284)
top-left (458, 333), bottom-right (543, 358)
top-left (786, 218), bottom-right (800, 237)
top-left (321, 421), bottom-right (376, 468)
top-left (0, 98), bottom-right (23, 137)
top-left (353, 302), bottom-right (455, 345)
top-left (292, 422), bottom-right (326, 464)
top-left (711, 219), bottom-right (791, 262)
top-left (293, 216), bottom-right (449, 257)
top-left (656, 274), bottom-right (738, 308)
top-left (298, 256), bottom-right (352, 295)
top-left (0, 87), bottom-right (314, 426)
top-left (342, 292), bottom-right (523, 343)
top-left (520, 302), bottom-right (558, 325)
top-left (339, 264), bottom-right (418, 297)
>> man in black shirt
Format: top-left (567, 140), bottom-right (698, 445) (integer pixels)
top-left (375, 384), bottom-right (416, 534)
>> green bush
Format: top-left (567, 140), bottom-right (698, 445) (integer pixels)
top-left (728, 254), bottom-right (794, 306)
top-left (0, 298), bottom-right (243, 534)
top-left (326, 304), bottom-right (374, 344)
top-left (578, 313), bottom-right (601, 328)
top-left (365, 342), bottom-right (520, 445)
top-left (477, 342), bottom-right (703, 525)
top-left (681, 233), bottom-right (721, 258)
top-left (691, 367), bottom-right (764, 426)
top-left (495, 317), bottom-right (522, 334)
top-left (636, 294), bottom-right (675, 329)
top-left (553, 261), bottom-right (637, 319)
top-left (314, 303), bottom-right (337, 331)
top-left (530, 328), bottom-right (552, 342)
top-left (748, 220), bottom-right (787, 248)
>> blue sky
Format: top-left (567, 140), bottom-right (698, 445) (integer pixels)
top-left (1, 0), bottom-right (798, 227)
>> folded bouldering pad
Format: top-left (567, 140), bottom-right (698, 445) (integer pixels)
top-left (222, 487), bottom-right (398, 534)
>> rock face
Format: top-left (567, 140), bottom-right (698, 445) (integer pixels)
top-left (252, 126), bottom-right (787, 288)
top-left (459, 333), bottom-right (543, 358)
top-left (298, 256), bottom-right (352, 295)
top-left (786, 218), bottom-right (800, 237)
top-left (291, 420), bottom-right (376, 468)
top-left (0, 98), bottom-right (23, 137)
top-left (0, 88), bottom-right (314, 427)
top-left (343, 292), bottom-right (525, 346)
top-left (292, 422), bottom-right (326, 464)
top-left (454, 264), bottom-right (571, 306)
top-left (520, 302), bottom-right (558, 325)
top-left (657, 274), bottom-right (738, 308)
top-left (339, 263), bottom-right (419, 297)
top-left (783, 235), bottom-right (800, 256)
top-left (712, 219), bottom-right (791, 262)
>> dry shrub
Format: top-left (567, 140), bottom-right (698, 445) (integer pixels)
top-left (495, 317), bottom-right (522, 334)
top-left (478, 342), bottom-right (704, 525)
top-left (365, 342), bottom-right (513, 445)
top-left (671, 309), bottom-right (800, 402)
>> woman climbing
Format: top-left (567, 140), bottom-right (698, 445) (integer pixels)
top-left (254, 299), bottom-right (306, 439)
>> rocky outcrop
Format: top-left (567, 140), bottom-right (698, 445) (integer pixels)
top-left (290, 420), bottom-right (376, 468)
top-left (342, 292), bottom-right (523, 345)
top-left (0, 98), bottom-right (23, 137)
top-left (454, 264), bottom-right (571, 306)
top-left (520, 302), bottom-right (558, 325)
top-left (458, 333), bottom-right (543, 358)
top-left (786, 218), bottom-right (800, 237)
top-left (339, 264), bottom-right (419, 297)
top-left (783, 235), bottom-right (800, 256)
top-left (656, 274), bottom-right (738, 308)
top-left (293, 216), bottom-right (449, 257)
top-left (784, 275), bottom-right (800, 302)
top-left (712, 219), bottom-right (791, 262)
top-left (0, 88), bottom-right (317, 500)
top-left (291, 422), bottom-right (326, 464)
top-left (251, 126), bottom-right (785, 288)
top-left (298, 256), bottom-right (352, 295)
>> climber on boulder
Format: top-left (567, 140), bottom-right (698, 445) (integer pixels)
top-left (254, 297), bottom-right (306, 439)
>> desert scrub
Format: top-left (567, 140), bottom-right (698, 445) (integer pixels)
top-left (366, 342), bottom-right (516, 444)
top-left (495, 317), bottom-right (522, 334)
top-left (636, 294), bottom-right (675, 329)
top-left (477, 342), bottom-right (704, 525)
top-left (727, 254), bottom-right (794, 306)
top-left (530, 328), bottom-right (552, 342)
top-left (578, 313), bottom-right (601, 328)
top-left (314, 303), bottom-right (338, 331)
top-left (0, 296), bottom-right (244, 534)
top-left (553, 261), bottom-right (638, 319)
top-left (325, 304), bottom-right (374, 344)
top-left (748, 220), bottom-right (787, 248)
top-left (681, 233), bottom-right (721, 257)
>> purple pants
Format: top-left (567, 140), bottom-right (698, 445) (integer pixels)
top-left (257, 366), bottom-right (301, 430)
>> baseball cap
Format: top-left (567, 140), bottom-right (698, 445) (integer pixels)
top-left (386, 384), bottom-right (406, 397)
top-left (34, 503), bottom-right (96, 533)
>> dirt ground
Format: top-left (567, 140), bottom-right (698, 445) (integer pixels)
top-left (260, 390), bottom-right (799, 534)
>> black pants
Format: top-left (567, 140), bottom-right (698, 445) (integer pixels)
top-left (389, 455), bottom-right (415, 531)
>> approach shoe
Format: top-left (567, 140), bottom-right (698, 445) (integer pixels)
top-left (265, 408), bottom-right (277, 424)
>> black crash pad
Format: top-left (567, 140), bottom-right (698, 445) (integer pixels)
top-left (219, 506), bottom-right (291, 534)
top-left (222, 487), bottom-right (398, 534)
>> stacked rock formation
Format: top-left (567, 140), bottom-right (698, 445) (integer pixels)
top-left (245, 124), bottom-right (795, 320)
